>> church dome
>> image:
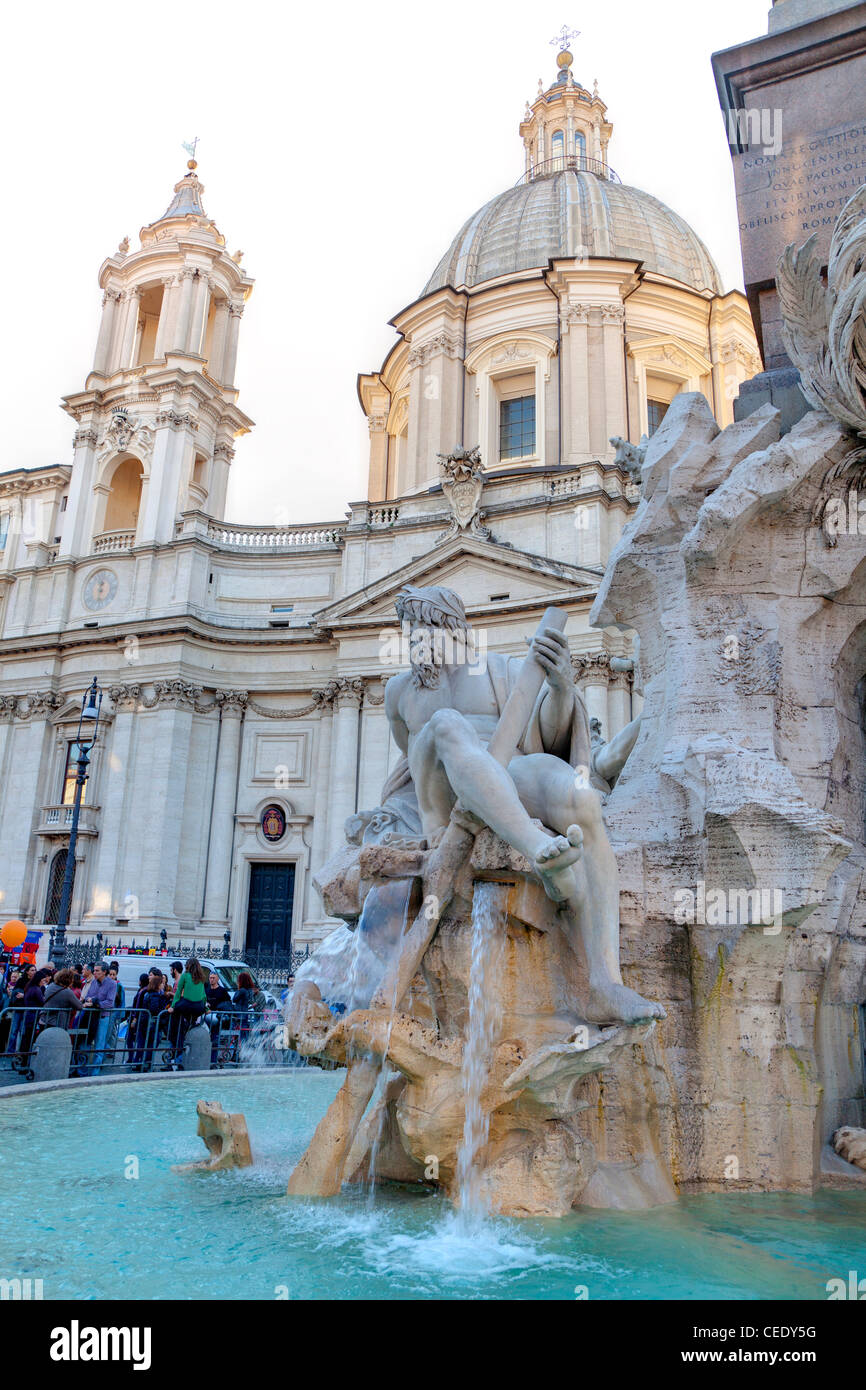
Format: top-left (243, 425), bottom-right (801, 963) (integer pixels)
top-left (423, 169), bottom-right (723, 298)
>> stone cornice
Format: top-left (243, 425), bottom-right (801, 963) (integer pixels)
top-left (0, 469), bottom-right (71, 498)
top-left (0, 690), bottom-right (63, 721)
top-left (108, 680), bottom-right (249, 713)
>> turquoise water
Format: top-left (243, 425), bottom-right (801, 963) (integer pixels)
top-left (1, 1072), bottom-right (864, 1300)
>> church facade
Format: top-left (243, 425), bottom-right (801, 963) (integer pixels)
top-left (0, 48), bottom-right (760, 956)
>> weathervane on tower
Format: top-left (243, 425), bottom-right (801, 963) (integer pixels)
top-left (181, 136), bottom-right (200, 170)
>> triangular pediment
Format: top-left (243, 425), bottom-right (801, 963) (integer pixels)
top-left (314, 536), bottom-right (601, 632)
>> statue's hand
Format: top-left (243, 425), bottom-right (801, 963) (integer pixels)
top-left (528, 626), bottom-right (573, 694)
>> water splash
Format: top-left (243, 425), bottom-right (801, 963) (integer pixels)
top-left (455, 880), bottom-right (507, 1224)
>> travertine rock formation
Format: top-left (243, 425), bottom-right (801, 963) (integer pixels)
top-left (591, 390), bottom-right (866, 1192)
top-left (288, 851), bottom-right (666, 1216)
top-left (173, 1100), bottom-right (253, 1172)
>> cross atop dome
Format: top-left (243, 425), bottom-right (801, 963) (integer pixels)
top-left (550, 24), bottom-right (580, 51)
top-left (549, 23), bottom-right (580, 84)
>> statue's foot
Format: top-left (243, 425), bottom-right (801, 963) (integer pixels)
top-left (586, 978), bottom-right (666, 1026)
top-left (534, 825), bottom-right (583, 901)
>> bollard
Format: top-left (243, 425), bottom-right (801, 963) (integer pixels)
top-left (182, 1023), bottom-right (211, 1072)
top-left (31, 1027), bottom-right (72, 1083)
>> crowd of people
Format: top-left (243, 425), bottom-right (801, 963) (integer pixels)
top-left (0, 956), bottom-right (287, 1076)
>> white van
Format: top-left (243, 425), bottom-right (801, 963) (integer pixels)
top-left (102, 956), bottom-right (279, 1012)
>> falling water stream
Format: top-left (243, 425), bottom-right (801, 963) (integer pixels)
top-left (454, 881), bottom-right (507, 1225)
top-left (362, 888), bottom-right (412, 1200)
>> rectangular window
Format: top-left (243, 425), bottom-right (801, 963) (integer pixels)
top-left (62, 742), bottom-right (87, 806)
top-left (499, 395), bottom-right (536, 461)
top-left (647, 399), bottom-right (669, 436)
top-left (0, 512), bottom-right (8, 551)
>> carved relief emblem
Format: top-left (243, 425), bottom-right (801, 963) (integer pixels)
top-left (98, 408), bottom-right (154, 465)
top-left (436, 446), bottom-right (492, 544)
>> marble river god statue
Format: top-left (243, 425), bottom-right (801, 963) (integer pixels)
top-left (285, 585), bottom-right (669, 1216)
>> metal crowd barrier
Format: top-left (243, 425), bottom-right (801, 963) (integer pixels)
top-left (0, 1004), bottom-right (308, 1084)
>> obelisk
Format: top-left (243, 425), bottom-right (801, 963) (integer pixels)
top-left (712, 0), bottom-right (866, 428)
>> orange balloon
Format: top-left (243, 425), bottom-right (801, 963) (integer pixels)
top-left (0, 920), bottom-right (27, 949)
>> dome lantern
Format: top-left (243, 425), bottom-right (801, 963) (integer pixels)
top-left (519, 30), bottom-right (614, 183)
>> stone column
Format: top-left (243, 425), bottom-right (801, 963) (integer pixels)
top-left (575, 654), bottom-right (611, 742)
top-left (601, 304), bottom-right (627, 445)
top-left (135, 687), bottom-right (201, 933)
top-left (152, 276), bottom-right (176, 360)
top-left (406, 353), bottom-right (423, 493)
top-left (202, 693), bottom-right (247, 926)
top-left (308, 693), bottom-right (335, 884)
top-left (189, 273), bottom-right (210, 357)
top-left (0, 702), bottom-right (58, 920)
top-left (59, 425), bottom-right (100, 559)
top-left (222, 304), bottom-right (244, 386)
top-left (118, 287), bottom-right (142, 370)
top-left (86, 687), bottom-right (138, 926)
top-left (208, 443), bottom-right (234, 519)
top-left (138, 410), bottom-right (195, 544)
top-left (607, 668), bottom-right (633, 737)
top-left (172, 268), bottom-right (196, 353)
top-left (562, 304), bottom-right (591, 461)
top-left (208, 298), bottom-right (230, 381)
top-left (93, 290), bottom-right (121, 374)
top-left (357, 680), bottom-right (392, 812)
top-left (367, 414), bottom-right (388, 500)
top-left (419, 337), bottom-right (463, 470)
top-left (327, 679), bottom-right (363, 855)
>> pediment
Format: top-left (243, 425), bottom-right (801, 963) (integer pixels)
top-left (627, 334), bottom-right (713, 377)
top-left (50, 698), bottom-right (114, 729)
top-left (314, 536), bottom-right (600, 632)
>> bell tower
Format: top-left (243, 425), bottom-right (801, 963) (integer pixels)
top-left (60, 154), bottom-right (255, 557)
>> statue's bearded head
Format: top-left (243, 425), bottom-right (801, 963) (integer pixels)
top-left (395, 585), bottom-right (470, 689)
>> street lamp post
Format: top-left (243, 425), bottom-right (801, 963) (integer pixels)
top-left (53, 677), bottom-right (102, 969)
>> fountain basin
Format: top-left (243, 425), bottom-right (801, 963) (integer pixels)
top-left (1, 1072), bottom-right (864, 1300)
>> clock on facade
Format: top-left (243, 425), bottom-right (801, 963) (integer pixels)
top-left (82, 569), bottom-right (118, 611)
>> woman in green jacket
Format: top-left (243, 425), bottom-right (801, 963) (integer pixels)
top-left (164, 957), bottom-right (208, 1069)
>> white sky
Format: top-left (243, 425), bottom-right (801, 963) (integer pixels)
top-left (0, 0), bottom-right (771, 524)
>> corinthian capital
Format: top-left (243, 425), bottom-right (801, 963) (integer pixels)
top-left (572, 651), bottom-right (612, 683)
top-left (214, 689), bottom-right (249, 717)
top-left (332, 677), bottom-right (365, 709)
top-left (108, 683), bottom-right (142, 710)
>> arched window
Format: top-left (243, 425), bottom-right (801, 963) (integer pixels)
top-left (44, 848), bottom-right (72, 926)
top-left (551, 131), bottom-right (565, 170)
top-left (103, 457), bottom-right (142, 534)
top-left (575, 131), bottom-right (587, 168)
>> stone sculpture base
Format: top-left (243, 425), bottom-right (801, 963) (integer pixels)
top-left (172, 1100), bottom-right (253, 1172)
top-left (287, 829), bottom-right (674, 1217)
